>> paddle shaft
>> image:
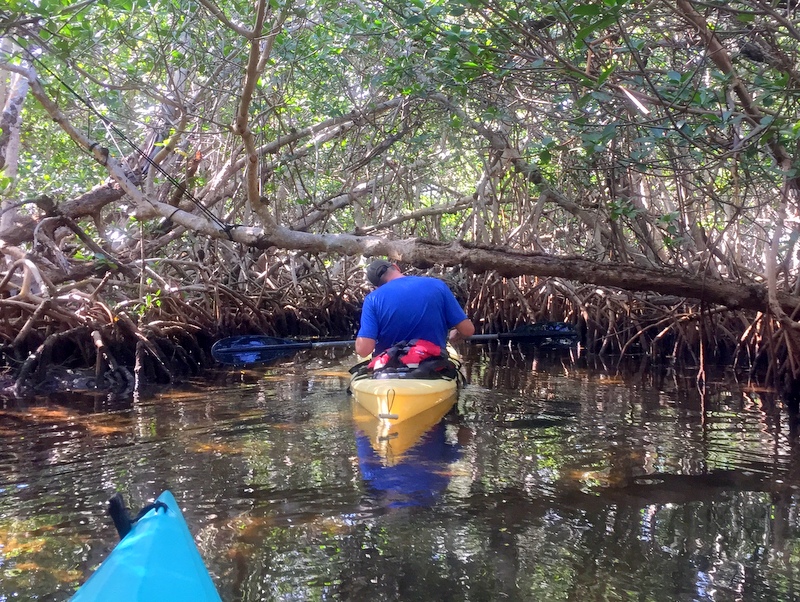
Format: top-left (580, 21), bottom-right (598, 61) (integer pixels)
top-left (212, 326), bottom-right (577, 364)
top-left (467, 331), bottom-right (576, 342)
top-left (218, 339), bottom-right (355, 353)
top-left (216, 330), bottom-right (574, 354)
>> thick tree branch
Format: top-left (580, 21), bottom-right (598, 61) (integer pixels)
top-left (230, 4), bottom-right (291, 228)
top-left (0, 182), bottom-right (125, 246)
top-left (233, 0), bottom-right (270, 222)
top-left (221, 227), bottom-right (799, 316)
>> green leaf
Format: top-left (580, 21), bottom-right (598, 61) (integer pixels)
top-left (573, 5), bottom-right (602, 16)
top-left (576, 93), bottom-right (593, 109)
top-left (539, 149), bottom-right (552, 165)
top-left (574, 14), bottom-right (616, 44)
top-left (596, 64), bottom-right (614, 86)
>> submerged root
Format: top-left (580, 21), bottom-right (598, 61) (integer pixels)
top-left (3, 296), bottom-right (210, 396)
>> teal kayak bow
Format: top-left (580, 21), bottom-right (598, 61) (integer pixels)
top-left (71, 491), bottom-right (221, 602)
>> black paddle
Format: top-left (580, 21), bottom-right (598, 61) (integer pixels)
top-left (210, 335), bottom-right (355, 366)
top-left (211, 322), bottom-right (577, 366)
top-left (467, 325), bottom-right (577, 343)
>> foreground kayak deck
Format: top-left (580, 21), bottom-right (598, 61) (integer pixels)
top-left (350, 375), bottom-right (459, 423)
top-left (71, 491), bottom-right (221, 602)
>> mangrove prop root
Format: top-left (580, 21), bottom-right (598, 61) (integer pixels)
top-left (1, 258), bottom-right (799, 399)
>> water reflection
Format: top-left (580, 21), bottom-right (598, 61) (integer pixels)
top-left (1, 348), bottom-right (800, 601)
top-left (354, 397), bottom-right (463, 509)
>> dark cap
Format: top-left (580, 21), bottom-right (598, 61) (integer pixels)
top-left (366, 259), bottom-right (393, 287)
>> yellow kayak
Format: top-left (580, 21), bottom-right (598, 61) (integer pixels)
top-left (350, 349), bottom-right (462, 424)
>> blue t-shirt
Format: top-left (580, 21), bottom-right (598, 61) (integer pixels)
top-left (357, 276), bottom-right (468, 352)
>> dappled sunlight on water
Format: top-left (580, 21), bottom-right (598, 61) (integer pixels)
top-left (1, 346), bottom-right (799, 601)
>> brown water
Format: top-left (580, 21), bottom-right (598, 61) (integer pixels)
top-left (1, 346), bottom-right (799, 601)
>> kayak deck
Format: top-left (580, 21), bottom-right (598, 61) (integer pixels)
top-left (71, 491), bottom-right (221, 602)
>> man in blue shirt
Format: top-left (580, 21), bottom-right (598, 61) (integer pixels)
top-left (355, 259), bottom-right (475, 357)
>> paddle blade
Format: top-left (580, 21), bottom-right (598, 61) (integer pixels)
top-left (503, 322), bottom-right (578, 347)
top-left (211, 336), bottom-right (300, 366)
top-left (469, 322), bottom-right (579, 347)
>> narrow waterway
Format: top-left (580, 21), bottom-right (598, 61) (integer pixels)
top-left (1, 345), bottom-right (798, 601)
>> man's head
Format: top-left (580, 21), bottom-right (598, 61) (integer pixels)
top-left (366, 259), bottom-right (397, 287)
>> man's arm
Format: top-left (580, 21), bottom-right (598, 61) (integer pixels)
top-left (356, 294), bottom-right (378, 357)
top-left (448, 318), bottom-right (475, 343)
top-left (355, 336), bottom-right (376, 357)
top-left (438, 281), bottom-right (473, 344)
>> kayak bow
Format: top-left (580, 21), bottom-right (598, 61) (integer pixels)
top-left (350, 377), bottom-right (458, 423)
top-left (71, 491), bottom-right (221, 602)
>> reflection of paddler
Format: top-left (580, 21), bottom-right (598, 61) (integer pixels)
top-left (354, 398), bottom-right (463, 508)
